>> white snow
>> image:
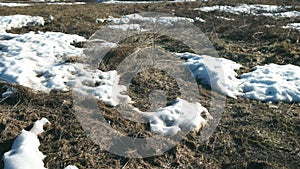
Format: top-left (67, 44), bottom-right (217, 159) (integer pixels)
top-left (46, 2), bottom-right (86, 5)
top-left (1, 0), bottom-right (86, 5)
top-left (174, 53), bottom-right (300, 103)
top-left (99, 0), bottom-right (207, 3)
top-left (72, 67), bottom-right (132, 106)
top-left (2, 11), bottom-right (300, 146)
top-left (0, 31), bottom-right (84, 90)
top-left (99, 13), bottom-right (194, 30)
top-left (176, 53), bottom-right (242, 98)
top-left (195, 4), bottom-right (300, 18)
top-left (0, 15), bottom-right (45, 33)
top-left (194, 17), bottom-right (206, 22)
top-left (282, 23), bottom-right (300, 31)
top-left (64, 165), bottom-right (79, 169)
top-left (148, 98), bottom-right (212, 136)
top-left (0, 31), bottom-right (132, 106)
top-left (100, 0), bottom-right (161, 4)
top-left (195, 4), bottom-right (286, 15)
top-left (107, 14), bottom-right (194, 24)
top-left (98, 14), bottom-right (155, 24)
top-left (156, 16), bottom-right (194, 24)
top-left (3, 118), bottom-right (50, 169)
top-left (107, 24), bottom-right (143, 31)
top-left (176, 53), bottom-right (300, 103)
top-left (3, 118), bottom-right (79, 169)
top-left (240, 64), bottom-right (300, 102)
top-left (260, 11), bottom-right (300, 18)
top-left (215, 16), bottom-right (235, 21)
top-left (264, 24), bottom-right (276, 28)
top-left (0, 3), bottom-right (32, 7)
top-left (173, 0), bottom-right (197, 2)
top-left (0, 15), bottom-right (132, 106)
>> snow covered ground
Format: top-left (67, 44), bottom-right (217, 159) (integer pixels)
top-left (148, 98), bottom-right (212, 136)
top-left (283, 23), bottom-right (300, 31)
top-left (195, 4), bottom-right (300, 18)
top-left (176, 53), bottom-right (242, 98)
top-left (0, 15), bottom-right (44, 33)
top-left (46, 2), bottom-right (86, 5)
top-left (215, 16), bottom-right (235, 21)
top-left (0, 2), bottom-right (32, 7)
top-left (94, 13), bottom-right (300, 104)
top-left (0, 15), bottom-right (132, 106)
top-left (240, 64), bottom-right (300, 102)
top-left (1, 10), bottom-right (300, 139)
top-left (100, 13), bottom-right (195, 24)
top-left (261, 11), bottom-right (300, 18)
top-left (99, 0), bottom-right (206, 4)
top-left (3, 118), bottom-right (78, 169)
top-left (100, 0), bottom-right (162, 4)
top-left (0, 13), bottom-right (214, 138)
top-left (97, 13), bottom-right (196, 31)
top-left (176, 53), bottom-right (300, 103)
top-left (1, 13), bottom-right (300, 107)
top-left (195, 4), bottom-right (286, 14)
top-left (0, 4), bottom-right (300, 167)
top-left (0, 31), bottom-right (84, 91)
top-left (3, 118), bottom-right (50, 169)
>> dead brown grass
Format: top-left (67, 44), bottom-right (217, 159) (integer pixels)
top-left (0, 0), bottom-right (300, 168)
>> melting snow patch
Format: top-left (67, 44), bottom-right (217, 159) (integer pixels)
top-left (71, 66), bottom-right (131, 106)
top-left (156, 16), bottom-right (194, 24)
top-left (216, 16), bottom-right (235, 21)
top-left (195, 4), bottom-right (286, 15)
top-left (261, 11), bottom-right (300, 18)
top-left (195, 4), bottom-right (299, 18)
top-left (100, 14), bottom-right (155, 24)
top-left (107, 24), bottom-right (143, 31)
top-left (282, 23), bottom-right (300, 31)
top-left (176, 53), bottom-right (242, 98)
top-left (100, 0), bottom-right (161, 4)
top-left (0, 15), bottom-right (44, 33)
top-left (0, 31), bottom-right (85, 90)
top-left (265, 24), bottom-right (276, 28)
top-left (64, 165), bottom-right (79, 169)
top-left (98, 13), bottom-right (194, 31)
top-left (3, 118), bottom-right (50, 169)
top-left (0, 3), bottom-right (32, 7)
top-left (174, 53), bottom-right (300, 103)
top-left (0, 31), bottom-right (131, 106)
top-left (195, 17), bottom-right (206, 22)
top-left (240, 64), bottom-right (300, 102)
top-left (148, 98), bottom-right (212, 136)
top-left (46, 2), bottom-right (86, 5)
top-left (3, 118), bottom-right (79, 169)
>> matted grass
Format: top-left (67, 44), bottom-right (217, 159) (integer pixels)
top-left (0, 0), bottom-right (299, 168)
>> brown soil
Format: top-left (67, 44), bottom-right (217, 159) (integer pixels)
top-left (0, 1), bottom-right (300, 169)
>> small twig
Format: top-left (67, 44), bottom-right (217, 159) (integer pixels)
top-left (286, 102), bottom-right (295, 114)
top-left (11, 96), bottom-right (22, 109)
top-left (0, 96), bottom-right (9, 104)
top-left (121, 158), bottom-right (130, 169)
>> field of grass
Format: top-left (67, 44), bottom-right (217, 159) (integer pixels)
top-left (0, 0), bottom-right (299, 168)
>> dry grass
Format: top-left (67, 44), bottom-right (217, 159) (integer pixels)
top-left (0, 0), bottom-right (300, 168)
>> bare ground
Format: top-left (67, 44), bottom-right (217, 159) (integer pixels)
top-left (0, 1), bottom-right (300, 169)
